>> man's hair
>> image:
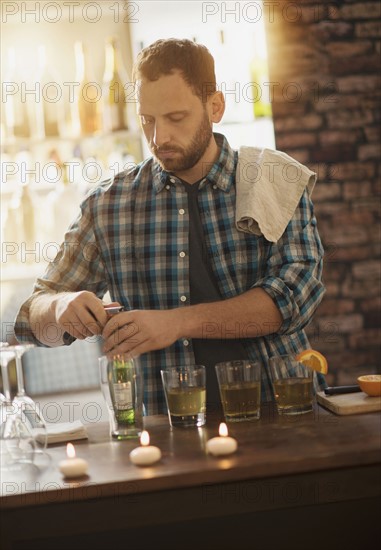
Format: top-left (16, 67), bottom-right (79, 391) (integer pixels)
top-left (132, 38), bottom-right (216, 102)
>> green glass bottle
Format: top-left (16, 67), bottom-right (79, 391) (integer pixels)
top-left (100, 355), bottom-right (143, 440)
top-left (109, 356), bottom-right (135, 427)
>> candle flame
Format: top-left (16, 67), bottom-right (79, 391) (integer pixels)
top-left (66, 443), bottom-right (76, 458)
top-left (219, 423), bottom-right (228, 437)
top-left (140, 430), bottom-right (150, 446)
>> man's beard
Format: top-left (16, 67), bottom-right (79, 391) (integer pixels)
top-left (151, 110), bottom-right (213, 173)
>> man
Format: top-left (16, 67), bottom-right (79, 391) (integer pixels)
top-left (15, 39), bottom-right (325, 414)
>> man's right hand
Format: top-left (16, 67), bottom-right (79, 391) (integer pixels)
top-left (54, 291), bottom-right (109, 340)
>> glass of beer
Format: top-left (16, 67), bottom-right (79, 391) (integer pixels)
top-left (215, 360), bottom-right (262, 422)
top-left (269, 356), bottom-right (313, 415)
top-left (161, 365), bottom-right (206, 428)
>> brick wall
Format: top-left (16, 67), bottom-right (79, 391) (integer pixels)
top-left (264, 1), bottom-right (381, 385)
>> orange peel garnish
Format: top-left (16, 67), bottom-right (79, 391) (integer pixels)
top-left (296, 349), bottom-right (328, 374)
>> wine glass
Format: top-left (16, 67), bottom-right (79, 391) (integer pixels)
top-left (0, 343), bottom-right (13, 426)
top-left (11, 344), bottom-right (48, 450)
top-left (0, 344), bottom-right (36, 468)
top-left (0, 370), bottom-right (6, 412)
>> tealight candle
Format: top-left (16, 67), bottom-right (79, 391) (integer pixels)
top-left (206, 423), bottom-right (238, 456)
top-left (129, 430), bottom-right (162, 466)
top-left (59, 443), bottom-right (89, 478)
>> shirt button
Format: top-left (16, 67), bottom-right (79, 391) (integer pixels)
top-left (183, 339), bottom-right (189, 347)
top-left (213, 184), bottom-right (218, 190)
top-left (180, 295), bottom-right (187, 302)
top-left (179, 251), bottom-right (186, 258)
top-left (170, 177), bottom-right (176, 184)
top-left (165, 184), bottom-right (171, 190)
top-left (179, 209), bottom-right (185, 215)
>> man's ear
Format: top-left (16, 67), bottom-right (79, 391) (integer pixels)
top-left (208, 91), bottom-right (225, 123)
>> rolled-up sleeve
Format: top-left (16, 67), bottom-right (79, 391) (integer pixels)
top-left (14, 194), bottom-right (108, 345)
top-left (252, 190), bottom-right (325, 335)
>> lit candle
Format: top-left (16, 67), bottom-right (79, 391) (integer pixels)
top-left (206, 423), bottom-right (238, 456)
top-left (129, 431), bottom-right (162, 466)
top-left (59, 443), bottom-right (89, 478)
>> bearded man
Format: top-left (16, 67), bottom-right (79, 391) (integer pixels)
top-left (15, 39), bottom-right (325, 414)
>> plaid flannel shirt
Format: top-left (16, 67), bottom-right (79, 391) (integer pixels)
top-left (15, 134), bottom-right (326, 414)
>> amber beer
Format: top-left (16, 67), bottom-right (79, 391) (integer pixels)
top-left (219, 381), bottom-right (261, 421)
top-left (273, 377), bottom-right (313, 414)
top-left (215, 361), bottom-right (262, 422)
top-left (272, 366), bottom-right (313, 417)
top-left (166, 387), bottom-right (206, 421)
top-left (161, 366), bottom-right (206, 428)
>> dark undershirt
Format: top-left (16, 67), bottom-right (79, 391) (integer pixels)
top-left (180, 179), bottom-right (248, 413)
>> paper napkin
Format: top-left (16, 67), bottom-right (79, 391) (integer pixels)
top-left (36, 420), bottom-right (88, 445)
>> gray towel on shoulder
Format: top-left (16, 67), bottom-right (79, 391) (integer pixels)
top-left (236, 147), bottom-right (317, 243)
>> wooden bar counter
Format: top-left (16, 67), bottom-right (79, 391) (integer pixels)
top-left (1, 391), bottom-right (380, 550)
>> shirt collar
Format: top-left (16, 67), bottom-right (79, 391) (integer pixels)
top-left (151, 132), bottom-right (237, 194)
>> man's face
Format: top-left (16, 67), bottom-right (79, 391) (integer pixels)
top-left (136, 71), bottom-right (213, 173)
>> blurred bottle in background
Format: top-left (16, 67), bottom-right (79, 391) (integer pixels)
top-left (74, 41), bottom-right (102, 137)
top-left (3, 151), bottom-right (36, 262)
top-left (20, 181), bottom-right (36, 252)
top-left (34, 45), bottom-right (65, 139)
top-left (45, 148), bottom-right (82, 245)
top-left (102, 37), bottom-right (129, 132)
top-left (3, 48), bottom-right (31, 140)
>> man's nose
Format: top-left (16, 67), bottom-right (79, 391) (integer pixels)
top-left (153, 121), bottom-right (171, 147)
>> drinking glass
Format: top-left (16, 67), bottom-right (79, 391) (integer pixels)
top-left (161, 365), bottom-right (206, 428)
top-left (215, 360), bottom-right (262, 422)
top-left (0, 344), bottom-right (14, 426)
top-left (268, 355), bottom-right (313, 415)
top-left (0, 344), bottom-right (48, 449)
top-left (99, 355), bottom-right (143, 439)
top-left (0, 345), bottom-right (36, 468)
top-left (11, 344), bottom-right (48, 449)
